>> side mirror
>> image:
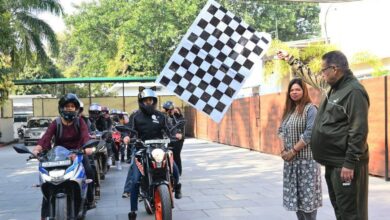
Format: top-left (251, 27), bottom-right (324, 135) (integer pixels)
top-left (82, 139), bottom-right (100, 149)
top-left (13, 144), bottom-right (33, 154)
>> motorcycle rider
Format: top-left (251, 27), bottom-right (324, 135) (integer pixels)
top-left (95, 106), bottom-right (114, 166)
top-left (88, 103), bottom-right (101, 132)
top-left (110, 109), bottom-right (121, 124)
top-left (32, 93), bottom-right (96, 220)
top-left (123, 87), bottom-right (183, 220)
top-left (163, 101), bottom-right (186, 176)
top-left (111, 109), bottom-right (125, 169)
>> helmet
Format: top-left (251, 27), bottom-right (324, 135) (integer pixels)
top-left (58, 93), bottom-right (81, 121)
top-left (101, 106), bottom-right (109, 115)
top-left (89, 103), bottom-right (101, 111)
top-left (138, 87), bottom-right (158, 115)
top-left (163, 101), bottom-right (174, 111)
top-left (89, 103), bottom-right (101, 120)
top-left (110, 109), bottom-right (121, 115)
top-left (138, 88), bottom-right (158, 103)
top-left (110, 109), bottom-right (122, 122)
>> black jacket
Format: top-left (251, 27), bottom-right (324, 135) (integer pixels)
top-left (311, 72), bottom-right (370, 169)
top-left (126, 110), bottom-right (176, 141)
top-left (95, 117), bottom-right (112, 132)
top-left (168, 113), bottom-right (185, 137)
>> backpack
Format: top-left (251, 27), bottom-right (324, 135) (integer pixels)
top-left (55, 117), bottom-right (80, 140)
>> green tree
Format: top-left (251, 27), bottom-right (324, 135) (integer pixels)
top-left (220, 0), bottom-right (321, 41)
top-left (1, 0), bottom-right (63, 101)
top-left (264, 40), bottom-right (338, 89)
top-left (119, 0), bottom-right (204, 76)
top-left (59, 0), bottom-right (133, 78)
top-left (351, 51), bottom-right (389, 77)
top-left (1, 0), bottom-right (62, 69)
top-left (14, 61), bottom-right (63, 95)
top-left (59, 0), bottom-right (320, 78)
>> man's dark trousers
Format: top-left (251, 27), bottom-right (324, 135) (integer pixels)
top-left (325, 162), bottom-right (368, 220)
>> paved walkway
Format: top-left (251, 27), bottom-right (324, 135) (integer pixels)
top-left (1, 139), bottom-right (389, 219)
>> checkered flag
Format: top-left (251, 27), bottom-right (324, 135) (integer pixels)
top-left (156, 0), bottom-right (271, 123)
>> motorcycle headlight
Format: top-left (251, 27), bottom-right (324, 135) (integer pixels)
top-left (151, 149), bottom-right (165, 163)
top-left (63, 169), bottom-right (74, 180)
top-left (49, 169), bottom-right (65, 179)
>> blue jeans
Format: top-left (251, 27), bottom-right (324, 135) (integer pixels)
top-left (126, 156), bottom-right (180, 211)
top-left (123, 147), bottom-right (136, 193)
top-left (123, 159), bottom-right (134, 193)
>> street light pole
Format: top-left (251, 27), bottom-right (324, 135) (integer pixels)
top-left (324, 3), bottom-right (335, 44)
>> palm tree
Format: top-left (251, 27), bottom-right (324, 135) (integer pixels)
top-left (1, 0), bottom-right (63, 69)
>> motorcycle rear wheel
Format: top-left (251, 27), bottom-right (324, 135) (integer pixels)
top-left (154, 185), bottom-right (172, 220)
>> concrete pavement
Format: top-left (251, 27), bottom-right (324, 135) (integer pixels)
top-left (1, 138), bottom-right (389, 219)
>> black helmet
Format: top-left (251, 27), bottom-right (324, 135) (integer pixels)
top-left (163, 101), bottom-right (174, 111)
top-left (58, 93), bottom-right (80, 121)
top-left (138, 87), bottom-right (158, 115)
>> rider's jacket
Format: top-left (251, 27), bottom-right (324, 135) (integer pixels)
top-left (38, 117), bottom-right (90, 150)
top-left (126, 110), bottom-right (176, 141)
top-left (95, 116), bottom-right (112, 132)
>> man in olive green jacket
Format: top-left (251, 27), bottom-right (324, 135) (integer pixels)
top-left (278, 50), bottom-right (369, 220)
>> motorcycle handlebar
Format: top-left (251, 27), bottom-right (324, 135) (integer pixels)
top-left (27, 155), bottom-right (36, 161)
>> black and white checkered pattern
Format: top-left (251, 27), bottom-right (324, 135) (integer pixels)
top-left (156, 0), bottom-right (271, 123)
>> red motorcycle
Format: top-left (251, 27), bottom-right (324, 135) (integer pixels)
top-left (112, 130), bottom-right (125, 169)
top-left (115, 123), bottom-right (184, 220)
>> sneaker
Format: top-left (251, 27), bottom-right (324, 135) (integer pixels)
top-left (122, 192), bottom-right (130, 198)
top-left (128, 211), bottom-right (137, 220)
top-left (107, 157), bottom-right (112, 166)
top-left (116, 161), bottom-right (122, 170)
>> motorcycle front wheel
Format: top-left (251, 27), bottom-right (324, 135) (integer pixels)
top-left (154, 185), bottom-right (172, 220)
top-left (55, 193), bottom-right (67, 220)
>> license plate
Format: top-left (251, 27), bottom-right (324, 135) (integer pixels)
top-left (42, 160), bottom-right (71, 168)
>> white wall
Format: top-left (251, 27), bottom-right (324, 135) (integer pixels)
top-left (0, 118), bottom-right (15, 143)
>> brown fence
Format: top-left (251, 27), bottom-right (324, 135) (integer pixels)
top-left (184, 76), bottom-right (390, 178)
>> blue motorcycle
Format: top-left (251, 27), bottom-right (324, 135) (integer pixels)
top-left (14, 139), bottom-right (99, 220)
